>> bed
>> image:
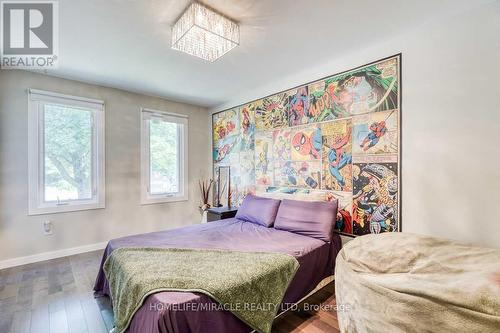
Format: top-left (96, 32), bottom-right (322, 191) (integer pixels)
top-left (94, 217), bottom-right (342, 333)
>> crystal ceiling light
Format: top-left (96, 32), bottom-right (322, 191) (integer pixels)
top-left (171, 2), bottom-right (240, 62)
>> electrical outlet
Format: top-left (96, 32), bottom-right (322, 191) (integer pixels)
top-left (43, 221), bottom-right (53, 235)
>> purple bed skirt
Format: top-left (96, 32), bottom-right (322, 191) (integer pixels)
top-left (94, 218), bottom-right (342, 333)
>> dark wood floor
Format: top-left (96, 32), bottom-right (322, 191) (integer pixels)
top-left (0, 250), bottom-right (340, 333)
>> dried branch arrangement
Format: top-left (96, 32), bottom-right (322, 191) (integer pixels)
top-left (199, 179), bottom-right (213, 211)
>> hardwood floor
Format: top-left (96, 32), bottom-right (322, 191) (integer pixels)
top-left (0, 251), bottom-right (340, 333)
top-left (273, 282), bottom-right (340, 333)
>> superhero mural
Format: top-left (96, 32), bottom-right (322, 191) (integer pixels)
top-left (213, 55), bottom-right (401, 237)
top-left (307, 57), bottom-right (399, 122)
top-left (213, 108), bottom-right (240, 164)
top-left (213, 108), bottom-right (239, 143)
top-left (256, 186), bottom-right (329, 201)
top-left (321, 119), bottom-right (353, 191)
top-left (231, 151), bottom-right (256, 206)
top-left (255, 132), bottom-right (273, 185)
top-left (352, 163), bottom-right (398, 235)
top-left (239, 104), bottom-right (255, 152)
top-left (290, 125), bottom-right (322, 161)
top-left (213, 107), bottom-right (255, 206)
top-left (272, 129), bottom-right (292, 161)
top-left (274, 161), bottom-right (321, 189)
top-left (255, 92), bottom-right (289, 131)
top-left (288, 86), bottom-right (310, 126)
top-left (326, 191), bottom-right (353, 235)
top-left (353, 110), bottom-right (398, 155)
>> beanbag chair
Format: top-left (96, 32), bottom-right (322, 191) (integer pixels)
top-left (335, 233), bottom-right (500, 333)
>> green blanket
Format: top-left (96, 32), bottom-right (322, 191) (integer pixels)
top-left (103, 247), bottom-right (299, 333)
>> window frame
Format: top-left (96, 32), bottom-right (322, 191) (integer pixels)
top-left (28, 89), bottom-right (105, 215)
top-left (140, 108), bottom-right (188, 205)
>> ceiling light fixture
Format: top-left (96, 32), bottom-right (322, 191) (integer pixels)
top-left (171, 2), bottom-right (239, 62)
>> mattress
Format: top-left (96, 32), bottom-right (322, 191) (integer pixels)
top-left (94, 218), bottom-right (341, 333)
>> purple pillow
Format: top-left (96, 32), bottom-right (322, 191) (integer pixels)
top-left (235, 194), bottom-right (281, 227)
top-left (274, 199), bottom-right (338, 242)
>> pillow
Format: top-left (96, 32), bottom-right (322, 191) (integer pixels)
top-left (235, 194), bottom-right (281, 227)
top-left (274, 199), bottom-right (338, 242)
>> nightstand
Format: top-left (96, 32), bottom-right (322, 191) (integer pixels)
top-left (207, 207), bottom-right (238, 222)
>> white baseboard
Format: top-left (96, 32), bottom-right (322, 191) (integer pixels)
top-left (0, 241), bottom-right (108, 270)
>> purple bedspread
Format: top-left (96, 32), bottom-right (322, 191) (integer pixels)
top-left (94, 218), bottom-right (342, 333)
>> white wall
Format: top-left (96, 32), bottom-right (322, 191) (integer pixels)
top-left (0, 70), bottom-right (212, 264)
top-left (212, 2), bottom-right (500, 248)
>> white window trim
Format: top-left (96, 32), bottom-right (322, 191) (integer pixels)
top-left (28, 89), bottom-right (105, 215)
top-left (140, 108), bottom-right (188, 205)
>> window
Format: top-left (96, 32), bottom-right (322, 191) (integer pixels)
top-left (28, 89), bottom-right (105, 215)
top-left (141, 108), bottom-right (188, 204)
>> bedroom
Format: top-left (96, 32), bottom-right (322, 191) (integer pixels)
top-left (0, 0), bottom-right (499, 332)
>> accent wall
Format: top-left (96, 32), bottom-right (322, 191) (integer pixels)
top-left (212, 55), bottom-right (401, 237)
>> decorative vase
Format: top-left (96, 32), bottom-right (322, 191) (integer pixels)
top-left (201, 210), bottom-right (208, 224)
top-left (199, 204), bottom-right (210, 224)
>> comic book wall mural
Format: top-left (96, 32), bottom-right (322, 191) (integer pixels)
top-left (212, 55), bottom-right (401, 236)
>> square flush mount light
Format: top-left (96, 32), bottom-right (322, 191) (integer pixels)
top-left (172, 2), bottom-right (239, 62)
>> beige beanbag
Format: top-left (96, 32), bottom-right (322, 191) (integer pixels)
top-left (335, 233), bottom-right (500, 333)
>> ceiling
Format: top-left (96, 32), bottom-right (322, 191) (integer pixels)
top-left (42, 0), bottom-right (490, 108)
